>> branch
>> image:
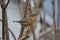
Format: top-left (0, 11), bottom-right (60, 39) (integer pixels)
top-left (20, 35), bottom-right (29, 40)
top-left (18, 25), bottom-right (25, 40)
top-left (52, 0), bottom-right (56, 40)
top-left (0, 19), bottom-right (16, 40)
top-left (5, 0), bottom-right (10, 8)
top-left (31, 26), bottom-right (36, 40)
top-left (19, 29), bottom-right (30, 40)
top-left (57, 0), bottom-right (59, 34)
top-left (13, 20), bottom-right (26, 40)
top-left (0, 19), bottom-right (2, 22)
top-left (37, 28), bottom-right (52, 40)
top-left (43, 9), bottom-right (47, 40)
top-left (18, 0), bottom-right (31, 40)
top-left (8, 28), bottom-right (16, 40)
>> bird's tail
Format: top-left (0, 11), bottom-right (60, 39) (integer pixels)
top-left (13, 21), bottom-right (22, 23)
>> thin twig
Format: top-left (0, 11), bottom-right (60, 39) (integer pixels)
top-left (52, 0), bottom-right (56, 40)
top-left (18, 25), bottom-right (25, 40)
top-left (8, 28), bottom-right (16, 40)
top-left (5, 0), bottom-right (10, 8)
top-left (31, 26), bottom-right (36, 40)
top-left (23, 0), bottom-right (29, 18)
top-left (57, 0), bottom-right (60, 40)
top-left (43, 8), bottom-right (47, 40)
top-left (0, 19), bottom-right (16, 40)
top-left (37, 28), bottom-right (52, 40)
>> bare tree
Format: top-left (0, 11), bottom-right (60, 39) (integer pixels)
top-left (1, 0), bottom-right (10, 40)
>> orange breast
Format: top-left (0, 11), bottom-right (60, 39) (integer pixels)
top-left (30, 15), bottom-right (35, 21)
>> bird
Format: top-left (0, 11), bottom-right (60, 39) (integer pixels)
top-left (13, 14), bottom-right (37, 26)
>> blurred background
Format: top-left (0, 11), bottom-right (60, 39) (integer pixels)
top-left (0, 0), bottom-right (60, 40)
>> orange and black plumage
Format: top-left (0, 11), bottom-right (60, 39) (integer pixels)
top-left (13, 14), bottom-right (37, 26)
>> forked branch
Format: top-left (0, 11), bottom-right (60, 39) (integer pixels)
top-left (0, 19), bottom-right (16, 40)
top-left (5, 0), bottom-right (10, 8)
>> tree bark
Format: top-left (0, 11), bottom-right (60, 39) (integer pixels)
top-left (1, 0), bottom-right (10, 40)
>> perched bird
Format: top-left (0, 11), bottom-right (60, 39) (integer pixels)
top-left (13, 0), bottom-right (45, 27)
top-left (13, 14), bottom-right (37, 26)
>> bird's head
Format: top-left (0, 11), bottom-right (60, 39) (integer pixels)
top-left (31, 14), bottom-right (37, 16)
